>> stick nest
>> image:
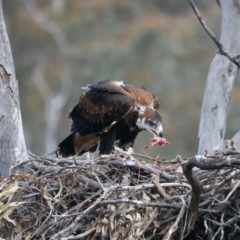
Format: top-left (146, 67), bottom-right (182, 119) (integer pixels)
top-left (1, 148), bottom-right (240, 240)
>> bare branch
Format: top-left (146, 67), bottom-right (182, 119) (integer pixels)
top-left (188, 0), bottom-right (240, 68)
top-left (163, 197), bottom-right (186, 240)
top-left (182, 157), bottom-right (202, 234)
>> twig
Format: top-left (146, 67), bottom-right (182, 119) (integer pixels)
top-left (182, 158), bottom-right (202, 233)
top-left (203, 169), bottom-right (240, 190)
top-left (132, 153), bottom-right (155, 161)
top-left (220, 214), bottom-right (224, 240)
top-left (30, 208), bottom-right (53, 239)
top-left (163, 196), bottom-right (186, 240)
top-left (100, 199), bottom-right (182, 209)
top-left (138, 208), bottom-right (158, 237)
top-left (204, 219), bottom-right (211, 236)
top-left (50, 187), bottom-right (119, 239)
top-left (212, 227), bottom-right (221, 240)
top-left (93, 171), bottom-right (105, 190)
top-left (218, 180), bottom-right (240, 204)
top-left (188, 0), bottom-right (240, 68)
top-left (152, 174), bottom-right (172, 200)
top-left (67, 228), bottom-right (96, 239)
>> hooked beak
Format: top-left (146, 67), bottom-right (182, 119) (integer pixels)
top-left (149, 124), bottom-right (163, 138)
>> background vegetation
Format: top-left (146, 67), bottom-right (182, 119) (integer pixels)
top-left (3, 0), bottom-right (240, 159)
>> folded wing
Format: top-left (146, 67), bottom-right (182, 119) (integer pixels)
top-left (69, 81), bottom-right (134, 136)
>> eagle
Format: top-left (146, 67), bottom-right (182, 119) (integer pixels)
top-left (58, 80), bottom-right (165, 157)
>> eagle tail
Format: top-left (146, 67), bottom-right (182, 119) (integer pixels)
top-left (58, 132), bottom-right (99, 158)
top-left (58, 132), bottom-right (77, 158)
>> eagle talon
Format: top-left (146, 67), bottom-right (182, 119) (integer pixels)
top-left (114, 146), bottom-right (134, 160)
top-left (114, 146), bottom-right (124, 154)
top-left (127, 147), bottom-right (134, 155)
top-left (100, 154), bottom-right (113, 159)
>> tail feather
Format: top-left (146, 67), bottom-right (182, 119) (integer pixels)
top-left (58, 132), bottom-right (77, 157)
top-left (58, 132), bottom-right (99, 158)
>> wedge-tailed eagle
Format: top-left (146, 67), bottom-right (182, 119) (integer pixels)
top-left (58, 80), bottom-right (165, 157)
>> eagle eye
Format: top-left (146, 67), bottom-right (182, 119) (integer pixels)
top-left (148, 120), bottom-right (156, 126)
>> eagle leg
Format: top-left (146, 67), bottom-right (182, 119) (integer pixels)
top-left (99, 128), bottom-right (116, 155)
top-left (114, 146), bottom-right (134, 160)
top-left (117, 130), bottom-right (139, 151)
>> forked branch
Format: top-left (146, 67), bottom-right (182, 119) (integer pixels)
top-left (188, 0), bottom-right (240, 68)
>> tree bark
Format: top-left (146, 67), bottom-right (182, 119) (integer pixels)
top-left (197, 0), bottom-right (240, 155)
top-left (0, 0), bottom-right (28, 178)
top-left (232, 131), bottom-right (240, 150)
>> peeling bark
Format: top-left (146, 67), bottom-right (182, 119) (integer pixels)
top-left (0, 1), bottom-right (28, 177)
top-left (198, 0), bottom-right (240, 154)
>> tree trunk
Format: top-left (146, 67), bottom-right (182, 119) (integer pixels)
top-left (232, 131), bottom-right (240, 150)
top-left (197, 0), bottom-right (240, 155)
top-left (0, 0), bottom-right (28, 178)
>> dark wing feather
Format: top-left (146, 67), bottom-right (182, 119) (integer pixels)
top-left (69, 82), bottom-right (133, 136)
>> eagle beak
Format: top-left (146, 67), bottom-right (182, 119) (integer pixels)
top-left (149, 124), bottom-right (163, 138)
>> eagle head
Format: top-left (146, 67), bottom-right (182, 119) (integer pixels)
top-left (136, 109), bottom-right (163, 137)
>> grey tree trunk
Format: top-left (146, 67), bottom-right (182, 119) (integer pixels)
top-left (232, 131), bottom-right (240, 150)
top-left (0, 0), bottom-right (28, 178)
top-left (197, 0), bottom-right (240, 155)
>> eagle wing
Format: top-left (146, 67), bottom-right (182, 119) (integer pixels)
top-left (122, 85), bottom-right (160, 109)
top-left (69, 81), bottom-right (134, 136)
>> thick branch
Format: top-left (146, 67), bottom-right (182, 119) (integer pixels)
top-left (182, 159), bottom-right (202, 234)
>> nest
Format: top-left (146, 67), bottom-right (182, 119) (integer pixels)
top-left (1, 147), bottom-right (240, 240)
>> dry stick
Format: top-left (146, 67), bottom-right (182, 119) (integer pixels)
top-left (218, 180), bottom-right (240, 204)
top-left (30, 208), bottom-right (53, 239)
top-left (50, 187), bottom-right (119, 239)
top-left (93, 171), bottom-right (105, 190)
top-left (94, 169), bottom-right (112, 184)
top-left (188, 0), bottom-right (240, 68)
top-left (220, 214), bottom-right (224, 240)
top-left (182, 159), bottom-right (202, 235)
top-left (186, 155), bottom-right (240, 170)
top-left (212, 227), bottom-right (222, 240)
top-left (163, 197), bottom-right (186, 240)
top-left (152, 174), bottom-right (191, 200)
top-left (100, 199), bottom-right (181, 209)
top-left (204, 219), bottom-right (210, 236)
top-left (102, 157), bottom-right (177, 181)
top-left (132, 153), bottom-right (178, 165)
top-left (138, 208), bottom-right (158, 237)
top-left (54, 189), bottom-right (103, 217)
top-left (67, 228), bottom-right (96, 239)
top-left (204, 217), bottom-right (222, 227)
top-left (78, 174), bottom-right (101, 189)
top-left (152, 174), bottom-right (171, 200)
top-left (11, 158), bottom-right (50, 171)
top-left (203, 169), bottom-right (240, 190)
top-left (181, 155), bottom-right (240, 235)
top-left (132, 153), bottom-right (156, 161)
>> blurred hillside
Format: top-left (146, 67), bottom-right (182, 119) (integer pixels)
top-left (3, 0), bottom-right (240, 159)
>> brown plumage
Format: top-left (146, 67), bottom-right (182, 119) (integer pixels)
top-left (58, 80), bottom-right (164, 157)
